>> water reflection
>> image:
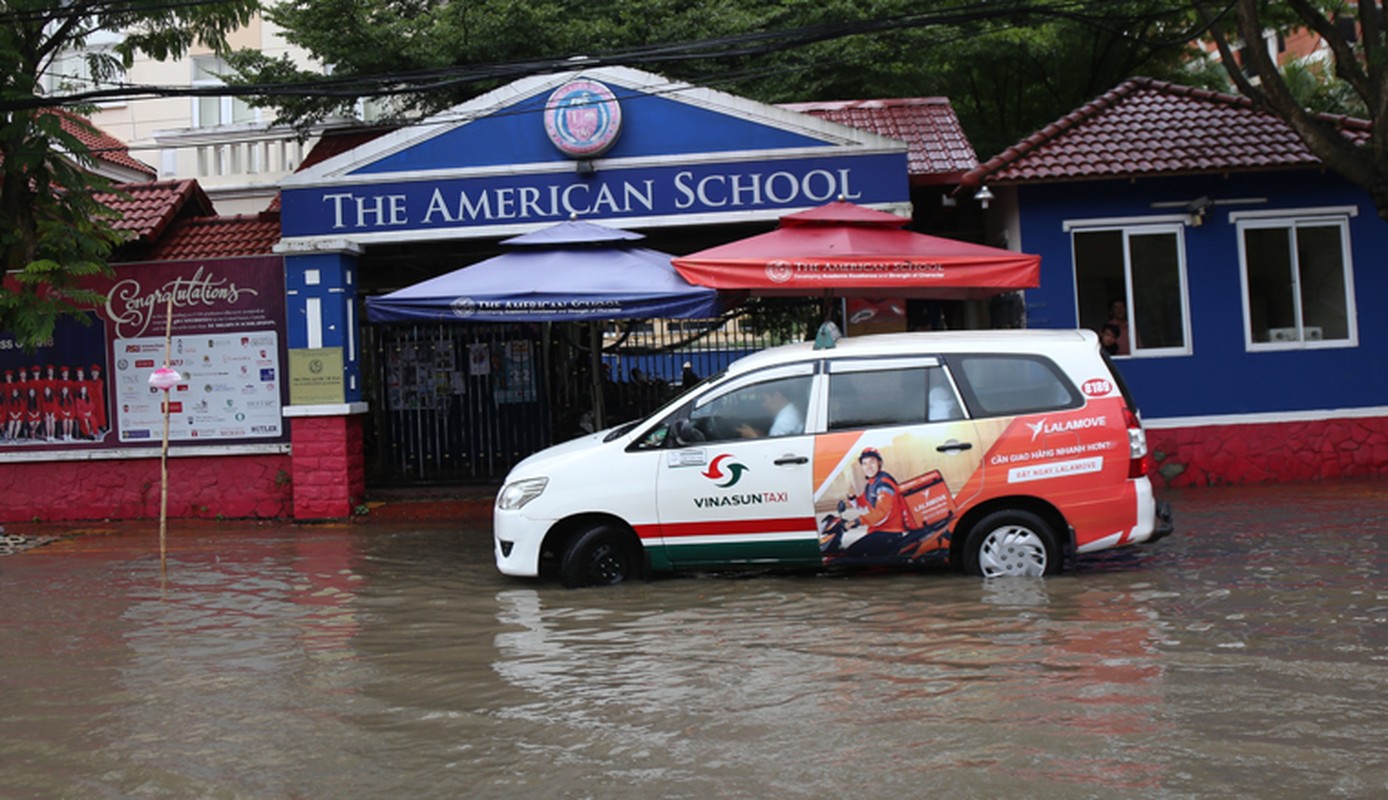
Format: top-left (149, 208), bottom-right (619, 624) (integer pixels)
top-left (1, 482), bottom-right (1387, 798)
top-left (487, 573), bottom-right (1175, 797)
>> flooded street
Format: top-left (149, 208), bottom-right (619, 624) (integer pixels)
top-left (3, 481), bottom-right (1388, 798)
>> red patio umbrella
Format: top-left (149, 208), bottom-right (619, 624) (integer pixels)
top-left (672, 200), bottom-right (1040, 300)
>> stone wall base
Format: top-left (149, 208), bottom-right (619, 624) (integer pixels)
top-left (0, 453), bottom-right (292, 524)
top-left (289, 414), bottom-right (366, 520)
top-left (1149, 415), bottom-right (1388, 488)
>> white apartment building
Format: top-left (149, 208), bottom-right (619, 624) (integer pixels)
top-left (46, 11), bottom-right (326, 215)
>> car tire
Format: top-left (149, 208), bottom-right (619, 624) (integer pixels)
top-left (559, 524), bottom-right (642, 588)
top-left (961, 509), bottom-right (1060, 577)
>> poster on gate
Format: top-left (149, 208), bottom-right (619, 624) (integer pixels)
top-left (494, 340), bottom-right (536, 404)
top-left (0, 256), bottom-right (289, 454)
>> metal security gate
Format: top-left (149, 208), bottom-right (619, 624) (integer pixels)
top-left (361, 303), bottom-right (818, 486)
top-left (362, 322), bottom-right (550, 485)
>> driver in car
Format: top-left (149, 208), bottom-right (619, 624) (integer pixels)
top-left (737, 386), bottom-right (803, 438)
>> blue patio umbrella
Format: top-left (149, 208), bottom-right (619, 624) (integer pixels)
top-left (365, 220), bottom-right (721, 323)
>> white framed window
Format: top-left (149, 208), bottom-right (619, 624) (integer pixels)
top-left (1069, 222), bottom-right (1192, 357)
top-left (1235, 211), bottom-right (1357, 350)
top-left (43, 37), bottom-right (126, 106)
top-left (191, 55), bottom-right (256, 128)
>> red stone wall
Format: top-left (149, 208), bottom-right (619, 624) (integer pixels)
top-left (1149, 416), bottom-right (1388, 488)
top-left (289, 414), bottom-right (366, 520)
top-left (0, 453), bottom-right (292, 523)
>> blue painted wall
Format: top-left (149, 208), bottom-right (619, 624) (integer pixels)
top-left (1017, 170), bottom-right (1388, 419)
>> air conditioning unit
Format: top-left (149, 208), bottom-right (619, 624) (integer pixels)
top-left (1268, 327), bottom-right (1299, 342)
top-left (1305, 326), bottom-right (1323, 341)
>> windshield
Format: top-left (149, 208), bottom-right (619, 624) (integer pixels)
top-left (624, 369), bottom-right (727, 451)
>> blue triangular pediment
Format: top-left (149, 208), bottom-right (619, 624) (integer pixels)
top-left (351, 89), bottom-right (833, 174)
top-left (280, 66), bottom-right (911, 242)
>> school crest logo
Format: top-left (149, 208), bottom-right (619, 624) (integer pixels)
top-left (766, 261), bottom-right (794, 284)
top-left (450, 297), bottom-right (477, 318)
top-left (544, 80), bottom-right (623, 158)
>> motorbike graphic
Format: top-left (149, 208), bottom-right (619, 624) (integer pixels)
top-left (819, 469), bottom-right (955, 566)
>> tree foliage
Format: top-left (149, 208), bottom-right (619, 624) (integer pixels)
top-left (1197, 0), bottom-right (1388, 220)
top-left (229, 0), bottom-right (1206, 159)
top-left (0, 0), bottom-right (258, 349)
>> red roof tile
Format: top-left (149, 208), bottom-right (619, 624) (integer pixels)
top-left (298, 127), bottom-right (395, 172)
top-left (963, 77), bottom-right (1371, 187)
top-left (55, 110), bottom-right (156, 177)
top-left (94, 180), bottom-right (214, 241)
top-left (779, 98), bottom-right (977, 184)
top-left (145, 214), bottom-right (281, 261)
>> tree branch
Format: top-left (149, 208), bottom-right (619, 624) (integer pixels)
top-left (1195, 1), bottom-right (1266, 104)
top-left (1285, 0), bottom-right (1370, 99)
top-left (1230, 0), bottom-right (1383, 205)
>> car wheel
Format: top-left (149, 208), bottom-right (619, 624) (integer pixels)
top-left (961, 509), bottom-right (1060, 577)
top-left (559, 524), bottom-right (641, 588)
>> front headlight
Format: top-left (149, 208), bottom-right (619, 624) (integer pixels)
top-left (497, 477), bottom-right (548, 510)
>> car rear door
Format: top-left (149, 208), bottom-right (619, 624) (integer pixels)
top-left (812, 356), bottom-right (986, 566)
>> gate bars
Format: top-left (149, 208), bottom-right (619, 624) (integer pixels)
top-left (360, 306), bottom-right (816, 486)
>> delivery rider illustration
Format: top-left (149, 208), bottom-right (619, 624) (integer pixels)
top-left (847, 448), bottom-right (906, 536)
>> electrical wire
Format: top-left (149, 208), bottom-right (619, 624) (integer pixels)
top-left (20, 0), bottom-right (1220, 162)
top-left (3, 0), bottom-right (1214, 112)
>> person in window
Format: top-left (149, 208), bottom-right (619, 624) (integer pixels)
top-left (1107, 300), bottom-right (1131, 355)
top-left (1100, 323), bottom-right (1122, 356)
top-left (736, 385), bottom-right (803, 438)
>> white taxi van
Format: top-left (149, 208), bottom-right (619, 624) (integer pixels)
top-left (495, 330), bottom-right (1174, 586)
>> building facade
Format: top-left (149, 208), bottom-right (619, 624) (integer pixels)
top-left (4, 66), bottom-right (994, 522)
top-left (962, 77), bottom-right (1388, 488)
top-left (53, 5), bottom-right (322, 217)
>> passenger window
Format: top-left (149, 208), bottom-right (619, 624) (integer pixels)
top-left (827, 367), bottom-right (963, 431)
top-left (952, 355), bottom-right (1080, 417)
top-left (690, 375), bottom-right (811, 441)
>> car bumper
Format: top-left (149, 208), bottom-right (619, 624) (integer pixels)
top-left (494, 508), bottom-right (551, 577)
top-left (1074, 478), bottom-right (1174, 554)
top-left (1147, 500), bottom-right (1175, 543)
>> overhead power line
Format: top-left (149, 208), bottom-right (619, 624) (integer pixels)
top-left (2, 0), bottom-right (1213, 113)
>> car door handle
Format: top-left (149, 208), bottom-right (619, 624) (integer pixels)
top-left (774, 455), bottom-right (809, 465)
top-left (936, 440), bottom-right (974, 453)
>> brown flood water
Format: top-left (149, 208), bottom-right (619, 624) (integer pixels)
top-left (2, 480), bottom-right (1388, 798)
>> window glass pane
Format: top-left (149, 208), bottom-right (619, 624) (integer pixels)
top-left (828, 369), bottom-right (927, 431)
top-left (690, 375), bottom-right (811, 441)
top-left (1296, 224), bottom-right (1349, 340)
top-left (1244, 227), bottom-right (1297, 341)
top-left (1128, 232), bottom-right (1185, 349)
top-left (956, 356), bottom-right (1078, 417)
top-left (197, 96), bottom-right (221, 126)
top-left (192, 55), bottom-right (225, 83)
top-left (927, 369), bottom-right (964, 422)
top-left (1073, 230), bottom-right (1126, 334)
top-left (231, 97), bottom-right (255, 125)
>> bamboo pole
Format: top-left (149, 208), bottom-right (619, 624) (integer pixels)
top-left (159, 294), bottom-right (173, 574)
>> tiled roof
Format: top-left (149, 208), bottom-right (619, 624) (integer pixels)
top-left (95, 180), bottom-right (214, 240)
top-left (95, 180), bottom-right (214, 241)
top-left (298, 127), bottom-right (395, 171)
top-left (55, 110), bottom-right (156, 177)
top-left (144, 213), bottom-right (282, 261)
top-left (963, 77), bottom-right (1372, 187)
top-left (96, 179), bottom-right (280, 262)
top-left (779, 98), bottom-right (977, 184)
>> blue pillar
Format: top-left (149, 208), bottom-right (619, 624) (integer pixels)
top-left (283, 245), bottom-right (362, 403)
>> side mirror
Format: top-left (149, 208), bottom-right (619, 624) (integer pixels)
top-left (671, 419), bottom-right (704, 446)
